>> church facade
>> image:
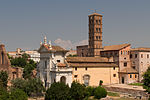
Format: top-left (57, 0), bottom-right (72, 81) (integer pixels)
top-left (37, 37), bottom-right (72, 88)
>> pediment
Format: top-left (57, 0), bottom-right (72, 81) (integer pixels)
top-left (38, 45), bottom-right (49, 53)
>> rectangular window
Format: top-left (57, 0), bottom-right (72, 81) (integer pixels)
top-left (147, 54), bottom-right (149, 58)
top-left (113, 67), bottom-right (115, 70)
top-left (135, 54), bottom-right (137, 58)
top-left (141, 54), bottom-right (143, 58)
top-left (113, 74), bottom-right (116, 77)
top-left (124, 62), bottom-right (127, 67)
top-left (130, 54), bottom-right (132, 58)
top-left (130, 74), bottom-right (132, 78)
top-left (75, 67), bottom-right (77, 71)
top-left (135, 75), bottom-right (137, 78)
top-left (85, 67), bottom-right (88, 70)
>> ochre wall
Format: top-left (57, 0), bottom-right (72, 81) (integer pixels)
top-left (72, 66), bottom-right (119, 86)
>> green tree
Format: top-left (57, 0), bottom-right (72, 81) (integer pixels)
top-left (23, 64), bottom-right (34, 79)
top-left (143, 67), bottom-right (150, 93)
top-left (45, 82), bottom-right (70, 100)
top-left (94, 86), bottom-right (107, 99)
top-left (11, 78), bottom-right (26, 90)
top-left (11, 78), bottom-right (45, 97)
top-left (0, 87), bottom-right (9, 100)
top-left (0, 71), bottom-right (8, 89)
top-left (22, 53), bottom-right (30, 60)
top-left (9, 89), bottom-right (28, 100)
top-left (10, 57), bottom-right (27, 68)
top-left (69, 81), bottom-right (87, 100)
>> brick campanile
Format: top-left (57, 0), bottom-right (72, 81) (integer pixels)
top-left (88, 13), bottom-right (103, 57)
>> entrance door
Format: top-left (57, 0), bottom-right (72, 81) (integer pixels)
top-left (122, 77), bottom-right (124, 84)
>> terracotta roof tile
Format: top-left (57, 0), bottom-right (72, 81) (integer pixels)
top-left (57, 63), bottom-right (66, 67)
top-left (68, 63), bottom-right (118, 67)
top-left (42, 44), bottom-right (68, 52)
top-left (119, 68), bottom-right (138, 74)
top-left (88, 13), bottom-right (103, 17)
top-left (101, 44), bottom-right (131, 51)
top-left (66, 57), bottom-right (110, 63)
top-left (131, 47), bottom-right (150, 52)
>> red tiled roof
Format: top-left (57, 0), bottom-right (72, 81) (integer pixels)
top-left (101, 44), bottom-right (131, 51)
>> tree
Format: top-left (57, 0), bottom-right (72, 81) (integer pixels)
top-left (69, 81), bottom-right (87, 100)
top-left (0, 71), bottom-right (8, 89)
top-left (11, 78), bottom-right (45, 97)
top-left (23, 64), bottom-right (34, 79)
top-left (9, 89), bottom-right (28, 100)
top-left (45, 82), bottom-right (70, 100)
top-left (94, 86), bottom-right (107, 99)
top-left (10, 57), bottom-right (27, 68)
top-left (143, 67), bottom-right (150, 93)
top-left (0, 87), bottom-right (9, 100)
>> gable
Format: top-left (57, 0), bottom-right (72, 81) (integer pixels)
top-left (38, 45), bottom-right (49, 53)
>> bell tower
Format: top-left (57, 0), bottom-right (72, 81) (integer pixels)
top-left (88, 13), bottom-right (103, 57)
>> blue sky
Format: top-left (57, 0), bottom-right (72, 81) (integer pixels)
top-left (0, 0), bottom-right (150, 51)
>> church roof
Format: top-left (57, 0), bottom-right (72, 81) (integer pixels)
top-left (119, 68), bottom-right (138, 74)
top-left (101, 44), bottom-right (131, 51)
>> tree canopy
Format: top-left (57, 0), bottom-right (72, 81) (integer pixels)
top-left (143, 67), bottom-right (150, 94)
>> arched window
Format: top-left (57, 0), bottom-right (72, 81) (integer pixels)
top-left (83, 75), bottom-right (90, 86)
top-left (60, 76), bottom-right (66, 84)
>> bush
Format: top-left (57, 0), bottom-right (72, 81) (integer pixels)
top-left (45, 82), bottom-right (70, 100)
top-left (9, 89), bottom-right (28, 100)
top-left (86, 86), bottom-right (95, 96)
top-left (94, 86), bottom-right (107, 99)
top-left (69, 81), bottom-right (88, 100)
top-left (0, 87), bottom-right (9, 100)
top-left (11, 78), bottom-right (45, 97)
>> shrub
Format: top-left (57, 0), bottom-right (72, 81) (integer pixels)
top-left (94, 86), bottom-right (107, 99)
top-left (45, 82), bottom-right (70, 100)
top-left (0, 87), bottom-right (9, 100)
top-left (69, 81), bottom-right (87, 100)
top-left (11, 78), bottom-right (45, 97)
top-left (9, 89), bottom-right (28, 100)
top-left (86, 86), bottom-right (95, 96)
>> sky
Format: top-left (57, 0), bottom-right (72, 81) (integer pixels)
top-left (0, 0), bottom-right (150, 51)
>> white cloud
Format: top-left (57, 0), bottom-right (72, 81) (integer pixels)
top-left (54, 38), bottom-right (88, 50)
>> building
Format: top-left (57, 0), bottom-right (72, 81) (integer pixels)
top-left (76, 45), bottom-right (88, 57)
top-left (66, 57), bottom-right (119, 86)
top-left (8, 48), bottom-right (40, 62)
top-left (77, 13), bottom-right (103, 57)
top-left (100, 44), bottom-right (138, 84)
top-left (130, 47), bottom-right (150, 82)
top-left (0, 44), bottom-right (23, 86)
top-left (37, 37), bottom-right (72, 88)
top-left (25, 50), bottom-right (40, 62)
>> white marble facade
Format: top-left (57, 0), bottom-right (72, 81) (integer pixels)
top-left (37, 37), bottom-right (72, 88)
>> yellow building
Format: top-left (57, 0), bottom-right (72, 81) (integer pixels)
top-left (66, 57), bottom-right (119, 86)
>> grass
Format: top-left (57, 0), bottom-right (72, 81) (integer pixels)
top-left (107, 92), bottom-right (120, 97)
top-left (128, 83), bottom-right (143, 86)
